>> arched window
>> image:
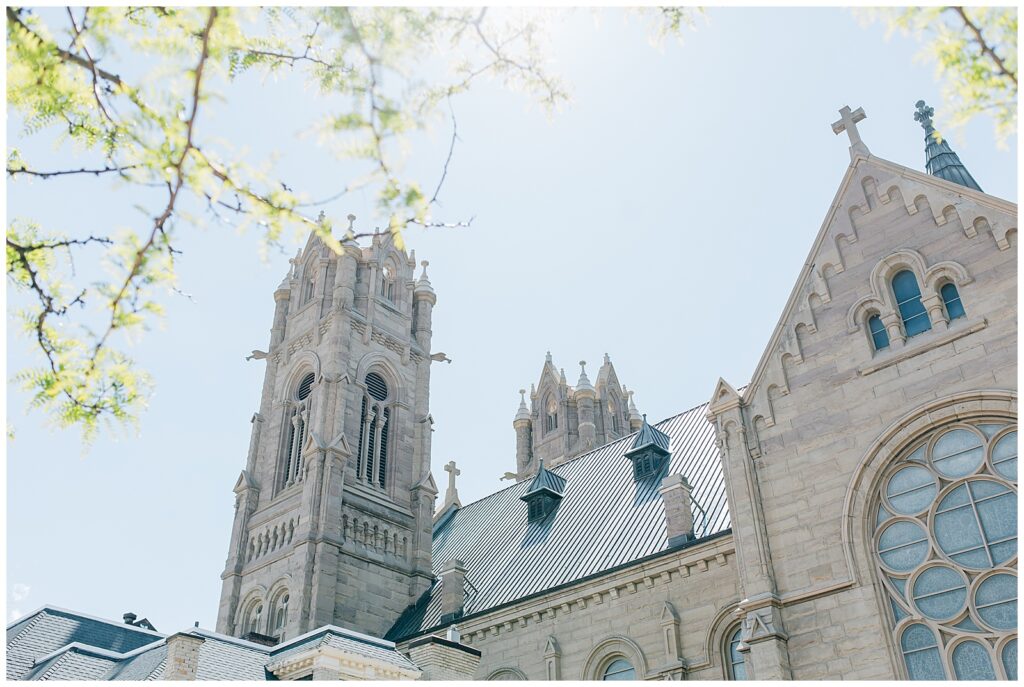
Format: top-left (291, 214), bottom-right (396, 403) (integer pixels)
top-left (245, 602), bottom-right (263, 635)
top-left (892, 270), bottom-right (932, 337)
top-left (272, 592), bottom-right (289, 640)
top-left (608, 396), bottom-right (621, 434)
top-left (940, 283), bottom-right (966, 321)
top-left (356, 372), bottom-right (392, 489)
top-left (725, 625), bottom-right (747, 680)
top-left (281, 372), bottom-right (315, 489)
top-left (379, 264), bottom-right (396, 302)
top-left (601, 658), bottom-right (635, 681)
top-left (873, 419), bottom-right (1017, 680)
top-left (545, 397), bottom-right (558, 433)
top-left (868, 314), bottom-right (890, 351)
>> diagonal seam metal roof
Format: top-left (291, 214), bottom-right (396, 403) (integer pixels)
top-left (388, 400), bottom-right (730, 641)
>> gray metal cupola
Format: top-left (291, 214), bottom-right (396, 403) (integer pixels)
top-left (914, 100), bottom-right (983, 192)
top-left (624, 414), bottom-right (671, 480)
top-left (520, 459), bottom-right (566, 522)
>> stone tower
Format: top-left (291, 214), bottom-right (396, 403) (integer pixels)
top-left (513, 353), bottom-right (642, 479)
top-left (216, 227), bottom-right (439, 642)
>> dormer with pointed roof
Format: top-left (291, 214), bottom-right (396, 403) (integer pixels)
top-left (624, 414), bottom-right (671, 480)
top-left (520, 459), bottom-right (566, 522)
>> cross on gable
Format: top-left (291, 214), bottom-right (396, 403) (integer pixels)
top-left (444, 460), bottom-right (460, 489)
top-left (831, 105), bottom-right (870, 160)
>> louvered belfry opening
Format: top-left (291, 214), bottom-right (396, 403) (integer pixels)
top-left (357, 372), bottom-right (391, 489)
top-left (282, 372), bottom-right (316, 490)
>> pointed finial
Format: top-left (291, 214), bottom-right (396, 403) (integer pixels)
top-left (560, 368), bottom-right (567, 385)
top-left (914, 100), bottom-right (983, 192)
top-left (421, 260), bottom-right (430, 278)
top-left (914, 100), bottom-right (934, 130)
top-left (576, 360), bottom-right (595, 395)
top-left (545, 351), bottom-right (553, 363)
top-left (604, 352), bottom-right (611, 365)
top-left (515, 389), bottom-right (530, 421)
top-left (316, 210), bottom-right (327, 225)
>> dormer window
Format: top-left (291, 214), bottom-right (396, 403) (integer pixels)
top-left (624, 415), bottom-right (671, 481)
top-left (521, 459), bottom-right (566, 523)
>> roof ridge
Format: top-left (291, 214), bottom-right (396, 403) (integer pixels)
top-left (6, 605), bottom-right (165, 638)
top-left (450, 399), bottom-right (713, 515)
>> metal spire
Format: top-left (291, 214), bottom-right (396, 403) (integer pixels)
top-left (914, 100), bottom-right (982, 192)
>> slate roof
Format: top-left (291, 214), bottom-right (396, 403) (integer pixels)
top-left (6, 609), bottom-right (420, 680)
top-left (387, 401), bottom-right (730, 641)
top-left (6, 608), bottom-right (164, 681)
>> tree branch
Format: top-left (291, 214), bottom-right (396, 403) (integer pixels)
top-left (6, 6), bottom-right (123, 85)
top-left (949, 6), bottom-right (1017, 86)
top-left (7, 164), bottom-right (138, 179)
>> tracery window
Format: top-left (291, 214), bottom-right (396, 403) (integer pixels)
top-left (725, 625), bottom-right (747, 680)
top-left (545, 397), bottom-right (558, 433)
top-left (272, 592), bottom-right (289, 640)
top-left (601, 658), bottom-right (635, 681)
top-left (892, 270), bottom-right (932, 338)
top-left (356, 372), bottom-right (392, 489)
top-left (873, 419), bottom-right (1017, 680)
top-left (281, 373), bottom-right (314, 489)
top-left (940, 283), bottom-right (966, 321)
top-left (379, 264), bottom-right (396, 302)
top-left (245, 602), bottom-right (263, 635)
top-left (868, 314), bottom-right (890, 351)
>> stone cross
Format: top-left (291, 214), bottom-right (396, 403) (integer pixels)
top-left (444, 460), bottom-right (461, 506)
top-left (831, 105), bottom-right (870, 160)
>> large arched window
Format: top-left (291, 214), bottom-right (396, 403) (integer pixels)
top-left (356, 372), bottom-right (392, 489)
top-left (940, 283), bottom-right (966, 321)
top-left (892, 270), bottom-right (932, 337)
top-left (873, 419), bottom-right (1017, 680)
top-left (725, 625), bottom-right (747, 680)
top-left (601, 658), bottom-right (635, 681)
top-left (281, 372), bottom-right (315, 489)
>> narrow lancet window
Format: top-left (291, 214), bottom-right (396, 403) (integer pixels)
top-left (892, 270), bottom-right (931, 337)
top-left (868, 314), bottom-right (889, 351)
top-left (940, 283), bottom-right (966, 321)
top-left (357, 372), bottom-right (391, 489)
top-left (282, 372), bottom-right (314, 489)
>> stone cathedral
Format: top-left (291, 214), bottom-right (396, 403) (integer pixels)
top-left (7, 102), bottom-right (1017, 682)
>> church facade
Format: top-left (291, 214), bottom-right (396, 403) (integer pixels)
top-left (6, 103), bottom-right (1017, 681)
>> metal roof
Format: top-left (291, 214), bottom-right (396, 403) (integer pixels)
top-left (387, 401), bottom-right (730, 641)
top-left (914, 100), bottom-right (982, 192)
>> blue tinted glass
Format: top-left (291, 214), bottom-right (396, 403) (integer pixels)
top-left (891, 597), bottom-right (909, 623)
top-left (901, 624), bottom-right (945, 680)
top-left (952, 640), bottom-right (996, 680)
top-left (886, 466), bottom-right (936, 514)
top-left (893, 271), bottom-right (932, 337)
top-left (603, 659), bottom-right (635, 681)
top-left (1003, 639), bottom-right (1017, 681)
top-left (975, 573), bottom-right (1017, 630)
top-left (878, 520), bottom-right (929, 571)
top-left (932, 429), bottom-right (984, 477)
top-left (952, 615), bottom-right (984, 633)
top-left (729, 628), bottom-right (747, 680)
top-left (992, 431), bottom-right (1017, 480)
top-left (868, 315), bottom-right (890, 350)
top-left (912, 566), bottom-right (967, 620)
top-left (941, 283), bottom-right (966, 320)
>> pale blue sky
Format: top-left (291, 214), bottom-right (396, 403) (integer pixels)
top-left (6, 7), bottom-right (1017, 632)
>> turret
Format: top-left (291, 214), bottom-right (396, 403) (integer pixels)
top-left (513, 389), bottom-right (533, 477)
top-left (575, 361), bottom-right (597, 451)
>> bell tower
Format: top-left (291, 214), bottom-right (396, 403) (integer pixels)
top-left (216, 225), bottom-right (439, 642)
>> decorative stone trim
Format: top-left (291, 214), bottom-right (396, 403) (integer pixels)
top-left (858, 317), bottom-right (987, 375)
